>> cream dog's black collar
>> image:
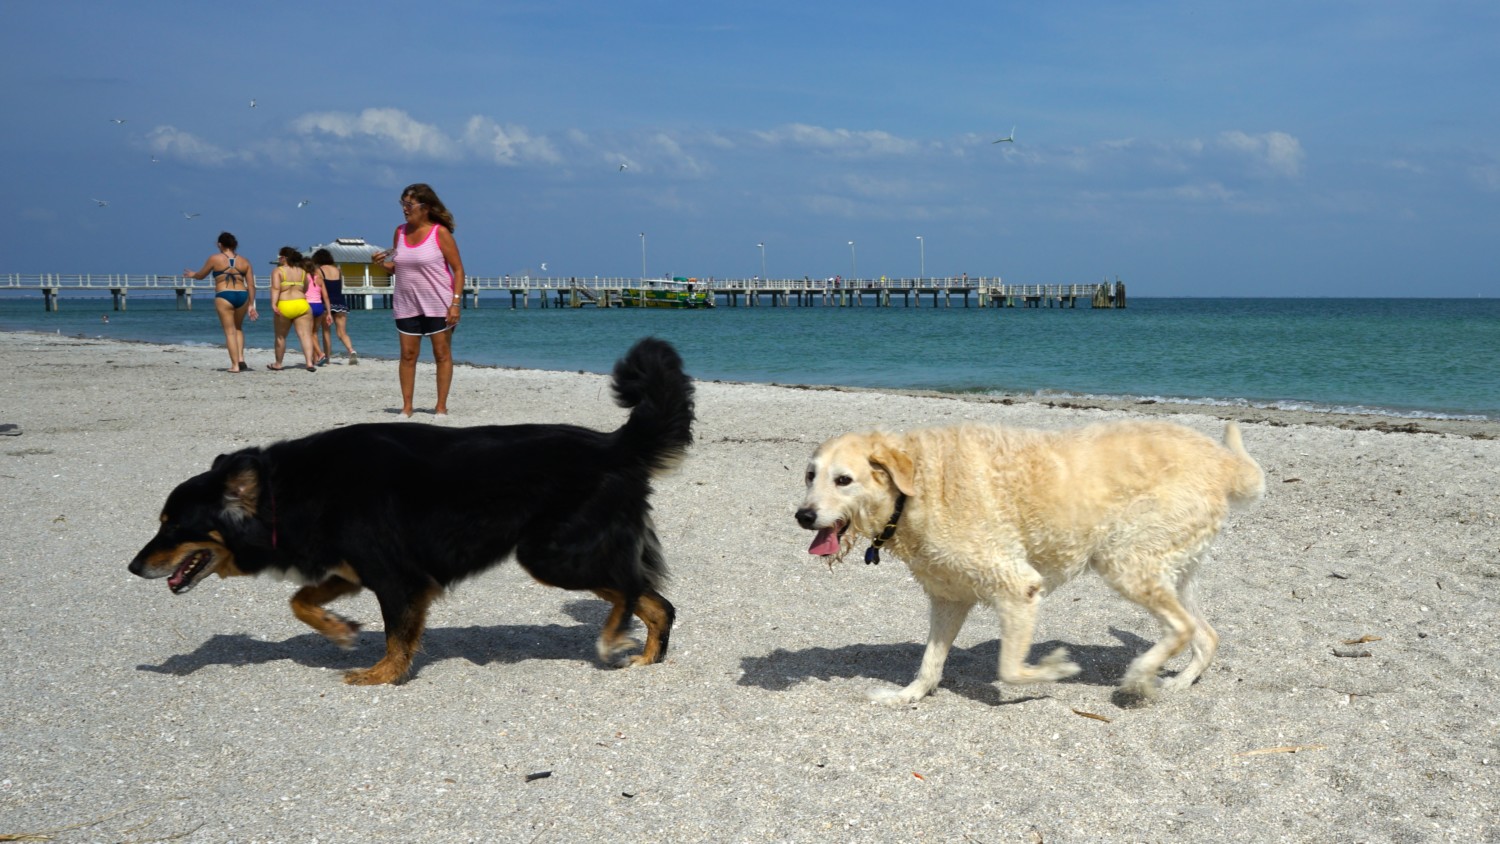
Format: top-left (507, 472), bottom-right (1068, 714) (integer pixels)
top-left (864, 493), bottom-right (908, 565)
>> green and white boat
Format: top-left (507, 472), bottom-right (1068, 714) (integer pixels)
top-left (620, 277), bottom-right (714, 309)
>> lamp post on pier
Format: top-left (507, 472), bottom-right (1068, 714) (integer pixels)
top-left (848, 240), bottom-right (857, 280)
top-left (757, 242), bottom-right (766, 280)
top-left (916, 235), bottom-right (925, 280)
top-left (639, 232), bottom-right (646, 279)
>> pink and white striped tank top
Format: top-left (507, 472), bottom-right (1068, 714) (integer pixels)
top-left (392, 224), bottom-right (454, 319)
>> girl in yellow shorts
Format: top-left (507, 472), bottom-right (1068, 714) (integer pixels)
top-left (267, 247), bottom-right (324, 372)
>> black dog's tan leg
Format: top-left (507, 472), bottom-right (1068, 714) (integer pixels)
top-left (630, 589), bottom-right (675, 666)
top-left (591, 589), bottom-right (639, 665)
top-left (290, 576), bottom-right (363, 648)
top-left (591, 589), bottom-right (675, 666)
top-left (345, 582), bottom-right (441, 686)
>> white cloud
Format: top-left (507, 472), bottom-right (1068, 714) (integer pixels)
top-left (1383, 158), bottom-right (1427, 175)
top-left (1167, 181), bottom-right (1237, 203)
top-left (1218, 130), bottom-right (1305, 177)
top-left (702, 132), bottom-right (736, 150)
top-left (462, 117), bottom-right (561, 166)
top-left (648, 132), bottom-right (710, 177)
top-left (753, 123), bottom-right (921, 157)
top-left (145, 126), bottom-right (240, 166)
top-left (1469, 163), bottom-right (1500, 192)
top-left (292, 108), bottom-right (458, 159)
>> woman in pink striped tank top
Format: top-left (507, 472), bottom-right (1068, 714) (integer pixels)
top-left (373, 183), bottom-right (467, 418)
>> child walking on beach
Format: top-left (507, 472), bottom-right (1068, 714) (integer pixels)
top-left (313, 248), bottom-right (358, 365)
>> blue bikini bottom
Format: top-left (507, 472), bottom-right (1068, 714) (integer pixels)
top-left (216, 290), bottom-right (249, 308)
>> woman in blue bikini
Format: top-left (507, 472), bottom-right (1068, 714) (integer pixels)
top-left (184, 232), bottom-right (257, 372)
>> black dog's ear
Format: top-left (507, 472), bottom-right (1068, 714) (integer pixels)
top-left (215, 451), bottom-right (263, 520)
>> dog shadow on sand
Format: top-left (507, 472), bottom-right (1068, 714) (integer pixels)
top-left (738, 627), bottom-right (1154, 707)
top-left (137, 600), bottom-right (619, 680)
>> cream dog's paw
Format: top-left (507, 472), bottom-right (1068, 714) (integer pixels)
top-left (866, 684), bottom-right (929, 707)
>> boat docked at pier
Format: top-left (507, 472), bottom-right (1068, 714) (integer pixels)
top-left (620, 277), bottom-right (714, 309)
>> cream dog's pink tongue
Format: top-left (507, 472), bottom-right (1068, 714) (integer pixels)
top-left (808, 525), bottom-right (842, 556)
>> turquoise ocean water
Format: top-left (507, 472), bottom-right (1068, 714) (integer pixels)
top-left (3, 295), bottom-right (1497, 420)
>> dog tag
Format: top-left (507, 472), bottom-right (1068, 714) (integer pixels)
top-left (864, 547), bottom-right (880, 565)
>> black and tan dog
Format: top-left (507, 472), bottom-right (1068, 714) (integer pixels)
top-left (130, 337), bottom-right (694, 685)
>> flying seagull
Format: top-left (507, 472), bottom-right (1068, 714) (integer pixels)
top-left (992, 126), bottom-right (1016, 144)
top-left (109, 118), bottom-right (126, 125)
top-left (182, 211), bottom-right (200, 219)
top-left (296, 199), bottom-right (310, 208)
top-left (619, 163), bottom-right (628, 171)
top-left (91, 198), bottom-right (109, 207)
top-left (249, 98), bottom-right (257, 108)
top-left (541, 262), bottom-right (548, 271)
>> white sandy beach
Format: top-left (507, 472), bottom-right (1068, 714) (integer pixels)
top-left (1, 332), bottom-right (1497, 843)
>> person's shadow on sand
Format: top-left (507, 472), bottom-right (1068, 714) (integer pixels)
top-left (737, 627), bottom-right (1153, 707)
top-left (137, 600), bottom-right (617, 679)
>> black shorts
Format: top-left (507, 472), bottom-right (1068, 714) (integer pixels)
top-left (395, 315), bottom-right (456, 337)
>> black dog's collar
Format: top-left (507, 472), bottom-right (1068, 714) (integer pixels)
top-left (864, 493), bottom-right (907, 565)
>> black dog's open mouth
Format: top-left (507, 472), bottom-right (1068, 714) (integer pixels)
top-left (168, 549), bottom-right (213, 594)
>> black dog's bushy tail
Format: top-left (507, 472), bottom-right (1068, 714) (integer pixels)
top-left (611, 337), bottom-right (695, 473)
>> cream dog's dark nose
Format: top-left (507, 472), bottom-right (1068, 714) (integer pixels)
top-left (795, 507), bottom-right (818, 529)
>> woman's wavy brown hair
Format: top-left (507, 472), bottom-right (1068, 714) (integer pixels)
top-left (401, 183), bottom-right (455, 233)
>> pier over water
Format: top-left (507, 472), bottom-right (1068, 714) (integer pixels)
top-left (2, 274), bottom-right (1125, 311)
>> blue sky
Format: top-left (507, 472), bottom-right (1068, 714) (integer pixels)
top-left (3, 1), bottom-right (1497, 296)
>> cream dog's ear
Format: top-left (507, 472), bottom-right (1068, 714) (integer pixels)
top-left (868, 435), bottom-right (915, 497)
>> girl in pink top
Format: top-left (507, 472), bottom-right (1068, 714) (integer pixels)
top-left (373, 183), bottom-right (466, 418)
top-left (304, 260), bottom-right (331, 365)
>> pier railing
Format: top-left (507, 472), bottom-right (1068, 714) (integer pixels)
top-left (0, 273), bottom-right (1125, 310)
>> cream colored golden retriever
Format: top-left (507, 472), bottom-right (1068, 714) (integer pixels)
top-left (796, 420), bottom-right (1264, 705)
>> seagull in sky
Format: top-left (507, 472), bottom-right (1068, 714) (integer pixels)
top-left (296, 199), bottom-right (310, 208)
top-left (619, 163), bottom-right (628, 171)
top-left (541, 262), bottom-right (547, 271)
top-left (109, 118), bottom-right (126, 125)
top-left (91, 198), bottom-right (109, 207)
top-left (150, 155), bottom-right (159, 164)
top-left (992, 126), bottom-right (1016, 144)
top-left (182, 211), bottom-right (200, 219)
top-left (249, 98), bottom-right (257, 108)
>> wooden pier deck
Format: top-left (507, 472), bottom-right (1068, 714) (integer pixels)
top-left (0, 274), bottom-right (1125, 311)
